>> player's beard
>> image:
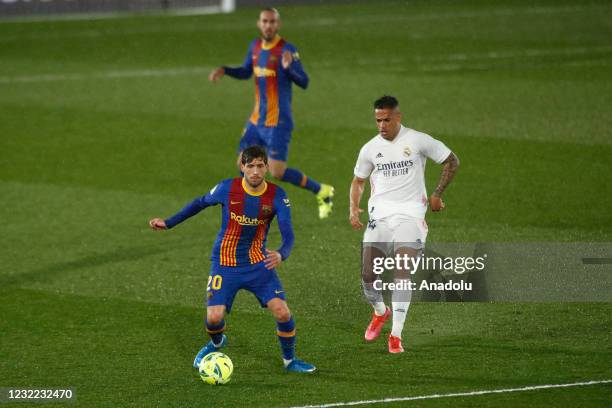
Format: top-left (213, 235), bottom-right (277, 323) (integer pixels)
top-left (246, 176), bottom-right (264, 189)
top-left (261, 30), bottom-right (277, 42)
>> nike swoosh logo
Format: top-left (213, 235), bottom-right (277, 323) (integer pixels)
top-left (274, 290), bottom-right (284, 294)
top-left (230, 201), bottom-right (241, 205)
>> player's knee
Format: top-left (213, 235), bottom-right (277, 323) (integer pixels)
top-left (206, 310), bottom-right (224, 325)
top-left (269, 167), bottom-right (285, 180)
top-left (273, 305), bottom-right (292, 322)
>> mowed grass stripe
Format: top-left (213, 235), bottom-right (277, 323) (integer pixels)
top-left (0, 1), bottom-right (608, 37)
top-left (1, 1), bottom-right (611, 406)
top-left (2, 0), bottom-right (610, 75)
top-left (2, 45), bottom-right (611, 83)
top-left (1, 288), bottom-right (610, 407)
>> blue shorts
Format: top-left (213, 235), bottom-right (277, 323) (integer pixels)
top-left (239, 123), bottom-right (292, 162)
top-left (206, 263), bottom-right (286, 313)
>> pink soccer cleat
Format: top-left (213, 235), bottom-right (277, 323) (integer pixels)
top-left (388, 334), bottom-right (404, 353)
top-left (364, 307), bottom-right (391, 341)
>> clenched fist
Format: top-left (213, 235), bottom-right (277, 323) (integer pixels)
top-left (429, 195), bottom-right (445, 212)
top-left (149, 218), bottom-right (167, 230)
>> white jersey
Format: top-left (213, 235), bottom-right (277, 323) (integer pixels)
top-left (354, 125), bottom-right (451, 220)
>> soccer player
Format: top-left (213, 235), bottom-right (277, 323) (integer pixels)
top-left (208, 7), bottom-right (335, 219)
top-left (149, 146), bottom-right (316, 373)
top-left (349, 96), bottom-right (460, 353)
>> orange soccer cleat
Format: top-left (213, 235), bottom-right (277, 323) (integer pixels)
top-left (364, 307), bottom-right (391, 341)
top-left (388, 334), bottom-right (404, 353)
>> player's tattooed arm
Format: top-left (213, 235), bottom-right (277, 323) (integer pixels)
top-left (429, 153), bottom-right (459, 212)
top-left (433, 152), bottom-right (460, 197)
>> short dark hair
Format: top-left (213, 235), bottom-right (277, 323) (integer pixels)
top-left (241, 145), bottom-right (268, 165)
top-left (374, 95), bottom-right (399, 110)
top-left (260, 7), bottom-right (280, 18)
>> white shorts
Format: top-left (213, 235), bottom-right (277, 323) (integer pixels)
top-left (363, 214), bottom-right (428, 255)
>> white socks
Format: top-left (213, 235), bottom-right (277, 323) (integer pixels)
top-left (371, 279), bottom-right (412, 337)
top-left (373, 301), bottom-right (387, 316)
top-left (372, 301), bottom-right (409, 337)
top-left (391, 278), bottom-right (412, 338)
top-left (391, 301), bottom-right (410, 338)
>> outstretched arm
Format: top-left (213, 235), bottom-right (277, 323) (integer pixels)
top-left (430, 152), bottom-right (460, 212)
top-left (349, 177), bottom-right (367, 230)
top-left (163, 197), bottom-right (211, 228)
top-left (149, 184), bottom-right (224, 230)
top-left (209, 43), bottom-right (254, 82)
top-left (149, 196), bottom-right (211, 231)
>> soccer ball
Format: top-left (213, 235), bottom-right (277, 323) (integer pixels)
top-left (198, 352), bottom-right (233, 385)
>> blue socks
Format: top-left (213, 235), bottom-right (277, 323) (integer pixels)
top-left (281, 168), bottom-right (321, 194)
top-left (207, 317), bottom-right (296, 360)
top-left (276, 317), bottom-right (296, 361)
top-left (206, 319), bottom-right (225, 346)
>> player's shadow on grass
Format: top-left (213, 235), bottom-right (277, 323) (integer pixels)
top-left (0, 243), bottom-right (182, 288)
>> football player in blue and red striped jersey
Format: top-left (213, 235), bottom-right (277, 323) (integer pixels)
top-left (209, 7), bottom-right (334, 219)
top-left (149, 146), bottom-right (315, 373)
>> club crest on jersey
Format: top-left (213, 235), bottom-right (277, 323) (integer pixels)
top-left (403, 146), bottom-right (412, 157)
top-left (262, 205), bottom-right (273, 216)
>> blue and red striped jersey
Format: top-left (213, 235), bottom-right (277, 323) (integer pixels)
top-left (165, 178), bottom-right (294, 270)
top-left (223, 35), bottom-right (309, 129)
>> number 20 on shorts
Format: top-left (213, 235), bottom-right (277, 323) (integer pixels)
top-left (207, 275), bottom-right (223, 291)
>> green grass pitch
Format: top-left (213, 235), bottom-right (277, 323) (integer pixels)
top-left (1, 0), bottom-right (611, 406)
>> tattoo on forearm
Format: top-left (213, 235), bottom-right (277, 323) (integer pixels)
top-left (434, 153), bottom-right (460, 196)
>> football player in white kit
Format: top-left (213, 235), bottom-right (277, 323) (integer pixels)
top-left (349, 95), bottom-right (460, 353)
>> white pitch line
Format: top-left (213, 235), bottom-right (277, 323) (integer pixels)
top-left (1, 45), bottom-right (610, 85)
top-left (417, 58), bottom-right (612, 73)
top-left (309, 45), bottom-right (612, 70)
top-left (0, 66), bottom-right (212, 84)
top-left (287, 379), bottom-right (612, 408)
top-left (414, 45), bottom-right (612, 63)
